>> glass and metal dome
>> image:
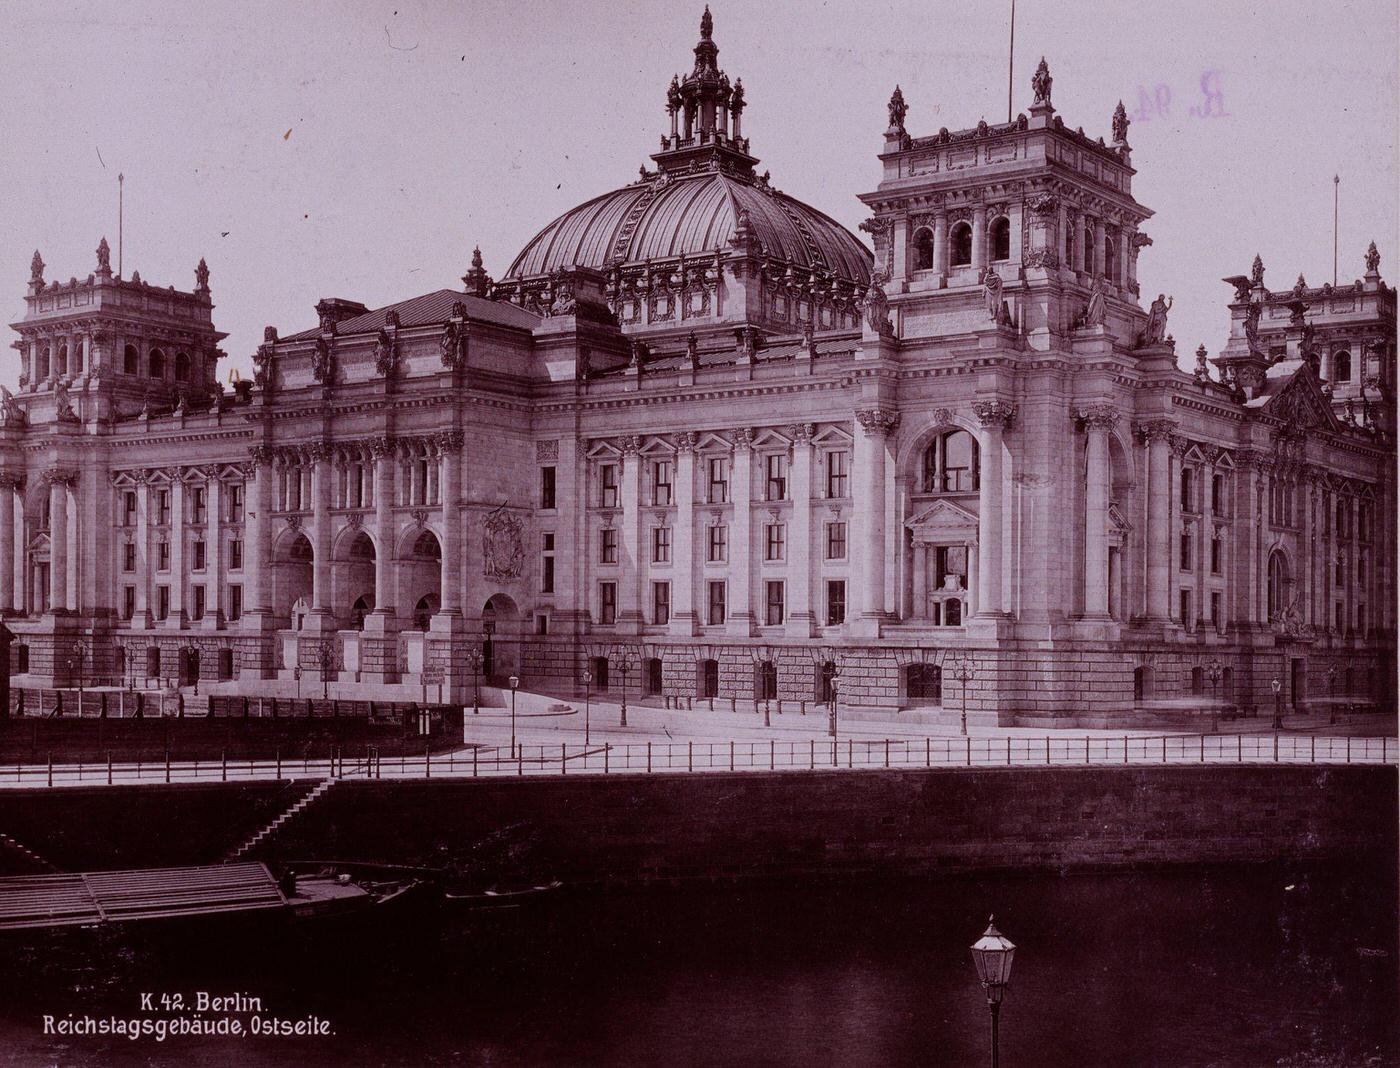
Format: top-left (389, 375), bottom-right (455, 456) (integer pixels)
top-left (500, 7), bottom-right (871, 289)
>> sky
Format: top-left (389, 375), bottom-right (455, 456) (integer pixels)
top-left (1, 0), bottom-right (1395, 385)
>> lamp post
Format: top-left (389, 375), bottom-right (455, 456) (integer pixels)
top-left (508, 674), bottom-right (520, 756)
top-left (970, 915), bottom-right (1016, 1068)
top-left (582, 668), bottom-right (593, 746)
top-left (465, 645), bottom-right (484, 715)
top-left (1205, 657), bottom-right (1224, 733)
top-left (319, 644), bottom-right (333, 700)
top-left (951, 654), bottom-right (974, 737)
top-left (827, 663), bottom-right (841, 739)
top-left (1271, 675), bottom-right (1283, 730)
top-left (616, 648), bottom-right (638, 728)
top-left (66, 646), bottom-right (85, 715)
top-left (1326, 662), bottom-right (1338, 724)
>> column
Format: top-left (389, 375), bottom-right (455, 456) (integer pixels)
top-left (0, 475), bottom-right (16, 615)
top-left (135, 475), bottom-right (152, 624)
top-left (1093, 218), bottom-right (1107, 281)
top-left (971, 205), bottom-right (988, 273)
top-left (1169, 437), bottom-right (1188, 622)
top-left (1118, 226), bottom-right (1132, 290)
top-left (727, 431), bottom-right (755, 635)
top-left (912, 545), bottom-right (927, 618)
top-left (205, 475), bottom-right (222, 625)
top-left (932, 209), bottom-right (949, 279)
top-left (854, 408), bottom-right (898, 630)
top-left (1141, 421), bottom-right (1174, 620)
top-left (670, 434), bottom-right (697, 635)
top-left (436, 431), bottom-right (464, 618)
top-left (1057, 202), bottom-right (1070, 269)
top-left (1197, 453), bottom-right (1216, 623)
top-left (974, 401), bottom-right (1014, 616)
top-left (370, 437), bottom-right (397, 622)
top-left (244, 448), bottom-right (273, 623)
top-left (167, 474), bottom-right (186, 626)
top-left (1079, 407), bottom-right (1114, 618)
top-left (310, 444), bottom-right (333, 617)
top-left (786, 423), bottom-right (815, 636)
top-left (619, 436), bottom-right (644, 631)
top-left (1073, 212), bottom-right (1087, 275)
top-left (1347, 494), bottom-right (1359, 634)
top-left (46, 471), bottom-right (69, 613)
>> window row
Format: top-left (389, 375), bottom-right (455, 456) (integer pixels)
top-left (120, 537), bottom-right (243, 574)
top-left (595, 579), bottom-right (848, 628)
top-left (119, 583), bottom-right (243, 623)
top-left (911, 217), bottom-right (1012, 271)
top-left (583, 450), bottom-right (853, 509)
top-left (590, 520), bottom-right (850, 567)
top-left (118, 484), bottom-right (245, 527)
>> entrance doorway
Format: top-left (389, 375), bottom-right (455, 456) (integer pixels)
top-left (179, 647), bottom-right (200, 687)
top-left (645, 657), bottom-right (663, 697)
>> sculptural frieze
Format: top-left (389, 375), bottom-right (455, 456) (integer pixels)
top-left (482, 504), bottom-right (525, 578)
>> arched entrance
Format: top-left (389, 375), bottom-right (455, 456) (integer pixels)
top-left (274, 531), bottom-right (314, 625)
top-left (335, 530), bottom-right (376, 624)
top-left (698, 658), bottom-right (719, 699)
top-left (480, 593), bottom-right (521, 681)
top-left (399, 529), bottom-right (442, 629)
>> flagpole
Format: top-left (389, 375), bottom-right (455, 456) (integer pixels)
top-left (118, 173), bottom-right (125, 279)
top-left (1007, 0), bottom-right (1016, 123)
top-left (1332, 174), bottom-right (1339, 287)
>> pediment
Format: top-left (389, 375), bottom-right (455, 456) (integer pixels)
top-left (908, 498), bottom-right (979, 540)
top-left (1262, 367), bottom-right (1341, 433)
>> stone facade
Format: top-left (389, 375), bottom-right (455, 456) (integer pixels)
top-left (2, 14), bottom-right (1394, 725)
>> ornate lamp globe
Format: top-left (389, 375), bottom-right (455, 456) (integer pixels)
top-left (970, 915), bottom-right (1017, 1004)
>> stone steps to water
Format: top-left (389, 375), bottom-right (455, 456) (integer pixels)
top-left (223, 780), bottom-right (338, 862)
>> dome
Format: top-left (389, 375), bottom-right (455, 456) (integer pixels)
top-left (503, 170), bottom-right (872, 286)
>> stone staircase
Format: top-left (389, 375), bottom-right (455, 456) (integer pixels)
top-left (0, 832), bottom-right (62, 874)
top-left (222, 780), bottom-right (337, 862)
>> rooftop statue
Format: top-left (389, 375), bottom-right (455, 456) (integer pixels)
top-left (1031, 57), bottom-right (1052, 106)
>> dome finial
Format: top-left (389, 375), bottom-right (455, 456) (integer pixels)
top-left (700, 5), bottom-right (713, 40)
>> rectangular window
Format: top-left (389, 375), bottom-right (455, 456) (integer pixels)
top-left (935, 545), bottom-right (968, 589)
top-left (1210, 536), bottom-right (1221, 575)
top-left (122, 586), bottom-right (135, 621)
top-left (157, 490), bottom-right (170, 525)
top-left (191, 487), bottom-right (206, 525)
top-left (600, 527), bottom-right (618, 564)
top-left (193, 540), bottom-right (206, 571)
top-left (228, 484), bottom-right (244, 523)
top-left (825, 521), bottom-right (848, 561)
top-left (651, 461), bottom-right (673, 507)
top-left (540, 466), bottom-right (557, 509)
top-left (1211, 474), bottom-right (1224, 515)
top-left (535, 613), bottom-right (549, 635)
top-left (122, 542), bottom-right (136, 573)
top-left (156, 586), bottom-right (170, 621)
top-left (1335, 557), bottom-right (1345, 585)
top-left (1335, 602), bottom-right (1344, 631)
top-left (826, 580), bottom-right (846, 626)
top-left (764, 453), bottom-right (787, 502)
top-left (123, 491), bottom-right (137, 526)
top-left (765, 580), bottom-right (785, 626)
top-left (192, 585), bottom-right (205, 621)
top-left (1179, 531), bottom-right (1192, 570)
top-left (707, 524), bottom-right (727, 563)
top-left (652, 581), bottom-right (671, 625)
top-left (764, 522), bottom-right (785, 562)
top-left (157, 541), bottom-right (170, 572)
top-left (229, 539), bottom-right (243, 571)
top-left (707, 581), bottom-right (727, 626)
top-left (652, 525), bottom-right (672, 564)
top-left (1180, 468), bottom-right (1194, 512)
top-left (599, 464), bottom-right (619, 508)
top-left (228, 585), bottom-right (243, 621)
top-left (1210, 591), bottom-right (1222, 626)
top-left (1179, 588), bottom-right (1191, 626)
top-left (707, 457), bottom-right (728, 504)
top-left (599, 581), bottom-right (617, 625)
top-left (542, 555), bottom-right (555, 594)
top-left (825, 450), bottom-right (849, 499)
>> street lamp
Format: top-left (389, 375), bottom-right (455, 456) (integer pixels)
top-left (66, 646), bottom-right (85, 715)
top-left (1271, 675), bottom-right (1283, 730)
top-left (319, 644), bottom-right (333, 700)
top-left (827, 664), bottom-right (841, 739)
top-left (951, 654), bottom-right (975, 737)
top-left (970, 915), bottom-right (1016, 1068)
top-left (508, 674), bottom-right (520, 756)
top-left (1205, 657), bottom-right (1224, 733)
top-left (582, 668), bottom-right (593, 746)
top-left (616, 649), bottom-right (637, 728)
top-left (465, 645), bottom-right (484, 715)
top-left (1326, 663), bottom-right (1339, 724)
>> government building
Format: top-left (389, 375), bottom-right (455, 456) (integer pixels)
top-left (4, 11), bottom-right (1394, 724)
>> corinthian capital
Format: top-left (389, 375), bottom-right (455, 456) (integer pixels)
top-left (308, 442), bottom-right (334, 463)
top-left (972, 400), bottom-right (1017, 430)
top-left (1133, 418), bottom-right (1177, 444)
top-left (675, 431), bottom-right (697, 453)
top-left (855, 408), bottom-right (901, 437)
top-left (435, 429), bottom-right (465, 453)
top-left (786, 422), bottom-right (814, 445)
top-left (1074, 404), bottom-right (1118, 431)
top-left (43, 468), bottom-right (77, 487)
top-left (368, 435), bottom-right (397, 458)
top-left (248, 445), bottom-right (276, 469)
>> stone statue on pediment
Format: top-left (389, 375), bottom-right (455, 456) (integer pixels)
top-left (981, 268), bottom-right (1009, 325)
top-left (1082, 275), bottom-right (1106, 327)
top-left (1142, 293), bottom-right (1172, 345)
top-left (0, 385), bottom-right (26, 427)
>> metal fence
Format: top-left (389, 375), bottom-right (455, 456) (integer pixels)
top-left (1, 732), bottom-right (1394, 788)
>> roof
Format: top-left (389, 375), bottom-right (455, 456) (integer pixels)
top-left (284, 289), bottom-right (539, 342)
top-left (504, 171), bottom-right (872, 284)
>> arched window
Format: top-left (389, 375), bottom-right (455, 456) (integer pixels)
top-left (1332, 350), bottom-right (1351, 382)
top-left (36, 348), bottom-right (49, 381)
top-left (1133, 665), bottom-right (1154, 701)
top-left (1104, 236), bottom-right (1118, 280)
top-left (174, 352), bottom-right (191, 383)
top-left (906, 663), bottom-right (942, 705)
top-left (289, 534), bottom-right (313, 562)
top-left (990, 217), bottom-right (1011, 262)
top-left (123, 345), bottom-right (139, 375)
top-left (149, 348), bottom-right (165, 379)
top-left (413, 531), bottom-right (442, 559)
top-left (1267, 551), bottom-right (1289, 618)
top-left (950, 222), bottom-right (973, 267)
top-left (348, 533), bottom-right (375, 560)
top-left (351, 595), bottom-right (371, 630)
top-left (1082, 222), bottom-right (1096, 276)
top-left (412, 594), bottom-right (437, 630)
top-left (756, 660), bottom-right (777, 701)
top-left (57, 345), bottom-right (68, 377)
top-left (912, 228), bottom-right (934, 272)
top-left (922, 429), bottom-right (980, 493)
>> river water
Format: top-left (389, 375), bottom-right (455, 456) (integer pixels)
top-left (1, 861), bottom-right (1395, 1067)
